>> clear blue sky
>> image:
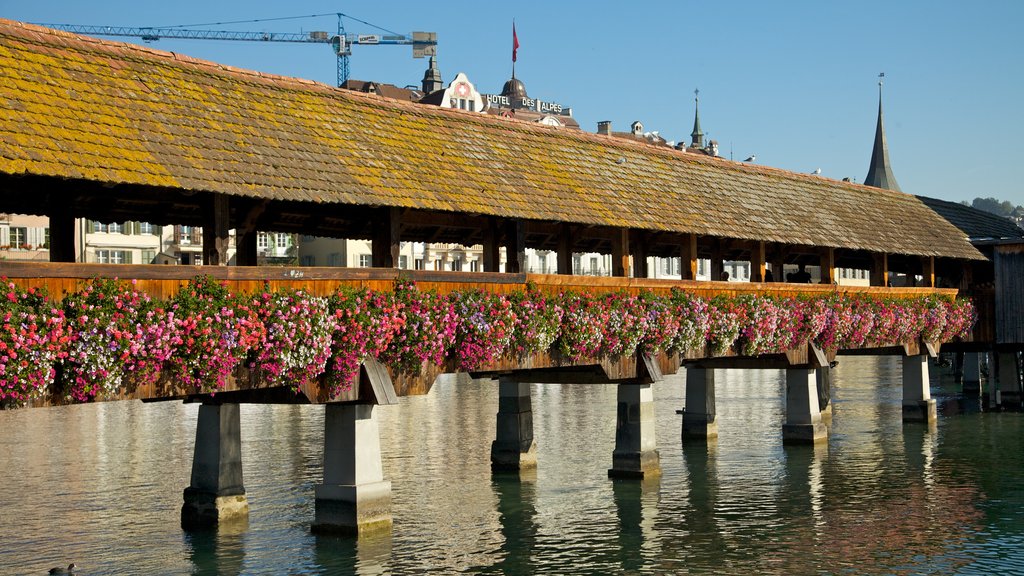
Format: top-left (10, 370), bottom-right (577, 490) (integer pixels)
top-left (5, 1), bottom-right (1023, 206)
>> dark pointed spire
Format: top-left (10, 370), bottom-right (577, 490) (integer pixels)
top-left (691, 88), bottom-right (704, 148)
top-left (421, 55), bottom-right (443, 94)
top-left (864, 74), bottom-right (901, 191)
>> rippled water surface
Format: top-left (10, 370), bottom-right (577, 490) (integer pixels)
top-left (1, 356), bottom-right (1022, 575)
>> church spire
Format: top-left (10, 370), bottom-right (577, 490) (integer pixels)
top-left (864, 74), bottom-right (901, 191)
top-left (421, 55), bottom-right (443, 94)
top-left (691, 88), bottom-right (704, 148)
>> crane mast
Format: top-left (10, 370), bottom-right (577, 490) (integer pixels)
top-left (35, 13), bottom-right (437, 87)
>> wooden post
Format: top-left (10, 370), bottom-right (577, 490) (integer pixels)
top-left (557, 223), bottom-right (573, 275)
top-left (203, 194), bottom-right (231, 266)
top-left (371, 207), bottom-right (401, 268)
top-left (234, 200), bottom-right (266, 267)
top-left (611, 228), bottom-right (631, 278)
top-left (870, 253), bottom-right (889, 287)
top-left (710, 239), bottom-right (723, 281)
top-left (632, 231), bottom-right (648, 278)
top-left (820, 247), bottom-right (835, 285)
top-left (504, 219), bottom-right (526, 273)
top-left (47, 202), bottom-right (76, 263)
top-left (483, 218), bottom-right (500, 272)
top-left (959, 261), bottom-right (973, 291)
top-left (751, 241), bottom-right (766, 282)
top-left (921, 256), bottom-right (935, 288)
top-left (681, 233), bottom-right (698, 280)
top-left (770, 250), bottom-right (785, 283)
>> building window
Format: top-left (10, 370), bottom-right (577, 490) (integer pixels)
top-left (469, 260), bottom-right (479, 272)
top-left (276, 233), bottom-right (289, 249)
top-left (180, 226), bottom-right (192, 245)
top-left (537, 254), bottom-right (548, 274)
top-left (301, 255), bottom-right (316, 266)
top-left (399, 255), bottom-right (409, 269)
top-left (434, 259), bottom-right (442, 270)
top-left (96, 250), bottom-right (130, 264)
top-left (359, 254), bottom-right (372, 268)
top-left (590, 257), bottom-right (599, 275)
top-left (328, 253), bottom-right (343, 267)
top-left (139, 222), bottom-right (154, 235)
top-left (415, 258), bottom-right (425, 270)
top-left (573, 255), bottom-right (582, 275)
top-left (141, 249), bottom-right (156, 264)
top-left (451, 258), bottom-right (463, 272)
top-left (9, 227), bottom-right (26, 249)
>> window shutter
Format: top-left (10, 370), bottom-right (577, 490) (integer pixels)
top-left (87, 220), bottom-right (95, 233)
top-left (125, 251), bottom-right (133, 264)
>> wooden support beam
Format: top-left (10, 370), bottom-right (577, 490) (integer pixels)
top-left (820, 247), bottom-right (836, 285)
top-left (959, 261), bottom-right (974, 291)
top-left (371, 207), bottom-right (401, 268)
top-left (710, 239), bottom-right (724, 281)
top-left (610, 228), bottom-right (630, 277)
top-left (202, 194), bottom-right (230, 266)
top-left (482, 218), bottom-right (500, 272)
top-left (47, 202), bottom-right (76, 263)
top-left (870, 253), bottom-right (889, 287)
top-left (751, 241), bottom-right (767, 282)
top-left (557, 223), bottom-right (573, 275)
top-left (235, 232), bottom-right (257, 267)
top-left (504, 219), bottom-right (526, 273)
top-left (922, 256), bottom-right (935, 288)
top-left (681, 233), bottom-right (698, 280)
top-left (631, 231), bottom-right (648, 278)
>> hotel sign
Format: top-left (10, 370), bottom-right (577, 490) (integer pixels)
top-left (484, 94), bottom-right (570, 116)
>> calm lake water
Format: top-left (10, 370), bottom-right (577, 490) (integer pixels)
top-left (1, 355), bottom-right (1022, 575)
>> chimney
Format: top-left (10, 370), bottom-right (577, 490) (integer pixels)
top-left (597, 120), bottom-right (612, 135)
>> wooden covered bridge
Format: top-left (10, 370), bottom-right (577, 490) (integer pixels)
top-left (0, 19), bottom-right (999, 534)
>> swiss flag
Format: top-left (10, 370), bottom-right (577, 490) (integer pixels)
top-left (512, 23), bottom-right (520, 63)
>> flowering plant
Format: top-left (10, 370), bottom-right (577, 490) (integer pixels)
top-left (0, 281), bottom-right (66, 407)
top-left (451, 289), bottom-right (517, 371)
top-left (324, 286), bottom-right (401, 396)
top-left (376, 279), bottom-right (457, 374)
top-left (163, 276), bottom-right (264, 393)
top-left (247, 288), bottom-right (336, 391)
top-left (507, 282), bottom-right (562, 357)
top-left (58, 278), bottom-right (171, 402)
top-left (555, 291), bottom-right (608, 362)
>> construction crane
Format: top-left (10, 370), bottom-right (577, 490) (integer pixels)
top-left (35, 13), bottom-right (437, 87)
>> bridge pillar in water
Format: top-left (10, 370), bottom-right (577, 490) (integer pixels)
top-left (902, 355), bottom-right (937, 423)
top-left (996, 351), bottom-right (1022, 407)
top-left (181, 403), bottom-right (249, 529)
top-left (962, 352), bottom-right (983, 396)
top-left (816, 365), bottom-right (833, 423)
top-left (491, 378), bottom-right (537, 472)
top-left (682, 367), bottom-right (717, 440)
top-left (783, 368), bottom-right (828, 444)
top-left (609, 383), bottom-right (661, 478)
top-left (313, 403), bottom-right (392, 535)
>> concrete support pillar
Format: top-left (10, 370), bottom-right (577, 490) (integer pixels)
top-left (313, 403), bottom-right (392, 535)
top-left (902, 355), bottom-right (937, 423)
top-left (609, 383), bottom-right (661, 478)
top-left (997, 352), bottom-right (1022, 407)
top-left (816, 365), bottom-right (833, 423)
top-left (783, 368), bottom-right (828, 444)
top-left (491, 378), bottom-right (537, 472)
top-left (181, 403), bottom-right (248, 529)
top-left (962, 352), bottom-right (982, 396)
top-left (682, 367), bottom-right (717, 440)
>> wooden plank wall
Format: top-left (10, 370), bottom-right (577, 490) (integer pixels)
top-left (995, 244), bottom-right (1024, 345)
top-left (0, 262), bottom-right (960, 302)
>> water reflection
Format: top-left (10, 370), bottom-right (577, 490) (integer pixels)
top-left (184, 517), bottom-right (248, 576)
top-left (2, 357), bottom-right (1023, 574)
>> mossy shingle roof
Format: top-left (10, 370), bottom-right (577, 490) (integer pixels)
top-left (0, 20), bottom-right (983, 260)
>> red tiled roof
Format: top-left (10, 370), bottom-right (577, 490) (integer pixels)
top-left (0, 20), bottom-right (983, 260)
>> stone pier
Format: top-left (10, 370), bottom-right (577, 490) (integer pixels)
top-left (181, 403), bottom-right (249, 529)
top-left (997, 351), bottom-right (1022, 407)
top-left (902, 355), bottom-right (937, 423)
top-left (491, 378), bottom-right (537, 472)
top-left (816, 365), bottom-right (833, 423)
top-left (682, 367), bottom-right (718, 440)
top-left (783, 368), bottom-right (828, 444)
top-left (609, 383), bottom-right (661, 478)
top-left (962, 352), bottom-right (983, 396)
top-left (313, 403), bottom-right (392, 535)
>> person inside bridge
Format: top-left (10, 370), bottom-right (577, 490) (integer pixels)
top-left (787, 264), bottom-right (812, 283)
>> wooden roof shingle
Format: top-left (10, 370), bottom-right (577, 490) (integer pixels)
top-left (0, 20), bottom-right (983, 261)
